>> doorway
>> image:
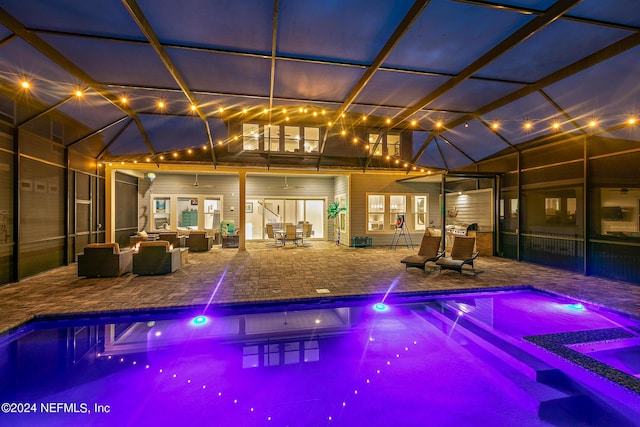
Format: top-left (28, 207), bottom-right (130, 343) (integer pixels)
top-left (245, 198), bottom-right (325, 240)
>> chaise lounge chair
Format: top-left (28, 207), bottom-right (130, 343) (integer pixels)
top-left (401, 234), bottom-right (444, 271)
top-left (436, 236), bottom-right (479, 275)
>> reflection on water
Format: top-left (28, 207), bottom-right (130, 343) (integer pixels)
top-left (1, 290), bottom-right (640, 426)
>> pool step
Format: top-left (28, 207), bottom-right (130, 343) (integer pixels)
top-left (420, 304), bottom-right (637, 426)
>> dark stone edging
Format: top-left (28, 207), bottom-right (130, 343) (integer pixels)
top-left (524, 328), bottom-right (640, 394)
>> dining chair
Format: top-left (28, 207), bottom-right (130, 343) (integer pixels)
top-left (282, 224), bottom-right (301, 247)
top-left (300, 222), bottom-right (313, 246)
top-left (266, 224), bottom-right (281, 247)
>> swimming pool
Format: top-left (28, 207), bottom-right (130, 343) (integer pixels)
top-left (1, 288), bottom-right (639, 426)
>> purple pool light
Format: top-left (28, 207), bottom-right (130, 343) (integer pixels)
top-left (373, 302), bottom-right (388, 312)
top-left (192, 315), bottom-right (208, 325)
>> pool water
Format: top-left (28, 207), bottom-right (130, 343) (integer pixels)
top-left (1, 288), bottom-right (639, 426)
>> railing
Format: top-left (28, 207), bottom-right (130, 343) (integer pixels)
top-left (498, 231), bottom-right (584, 272)
top-left (589, 239), bottom-right (640, 284)
top-left (499, 231), bottom-right (640, 285)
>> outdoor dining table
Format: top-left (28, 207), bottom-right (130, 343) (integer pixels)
top-left (273, 227), bottom-right (304, 247)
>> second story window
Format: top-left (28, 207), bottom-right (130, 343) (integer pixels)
top-left (387, 134), bottom-right (400, 157)
top-left (369, 134), bottom-right (383, 156)
top-left (242, 123), bottom-right (321, 154)
top-left (284, 126), bottom-right (300, 152)
top-left (243, 123), bottom-right (259, 151)
top-left (368, 133), bottom-right (401, 157)
top-left (304, 127), bottom-right (319, 152)
top-left (267, 125), bottom-right (280, 151)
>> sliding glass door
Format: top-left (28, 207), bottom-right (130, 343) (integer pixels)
top-left (246, 198), bottom-right (325, 240)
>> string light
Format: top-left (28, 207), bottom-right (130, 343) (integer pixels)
top-left (13, 77), bottom-right (634, 173)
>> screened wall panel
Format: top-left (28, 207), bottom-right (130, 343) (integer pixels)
top-left (521, 162), bottom-right (583, 186)
top-left (520, 138), bottom-right (584, 170)
top-left (114, 172), bottom-right (139, 248)
top-left (0, 137), bottom-right (14, 285)
top-left (586, 150), bottom-right (640, 283)
top-left (19, 157), bottom-right (65, 278)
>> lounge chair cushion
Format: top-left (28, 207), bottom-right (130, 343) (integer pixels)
top-left (140, 240), bottom-right (170, 250)
top-left (401, 235), bottom-right (443, 271)
top-left (436, 259), bottom-right (465, 268)
top-left (436, 236), bottom-right (478, 274)
top-left (85, 242), bottom-right (120, 253)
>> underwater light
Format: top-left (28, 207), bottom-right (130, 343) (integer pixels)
top-left (567, 303), bottom-right (585, 311)
top-left (374, 303), bottom-right (388, 311)
top-left (192, 315), bottom-right (208, 325)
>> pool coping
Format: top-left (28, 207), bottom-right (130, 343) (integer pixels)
top-left (1, 284), bottom-right (533, 342)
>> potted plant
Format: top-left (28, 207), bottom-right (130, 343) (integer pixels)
top-left (327, 200), bottom-right (346, 245)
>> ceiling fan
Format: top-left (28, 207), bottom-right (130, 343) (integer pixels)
top-left (270, 176), bottom-right (303, 190)
top-left (608, 187), bottom-right (630, 194)
top-left (182, 173), bottom-right (214, 188)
